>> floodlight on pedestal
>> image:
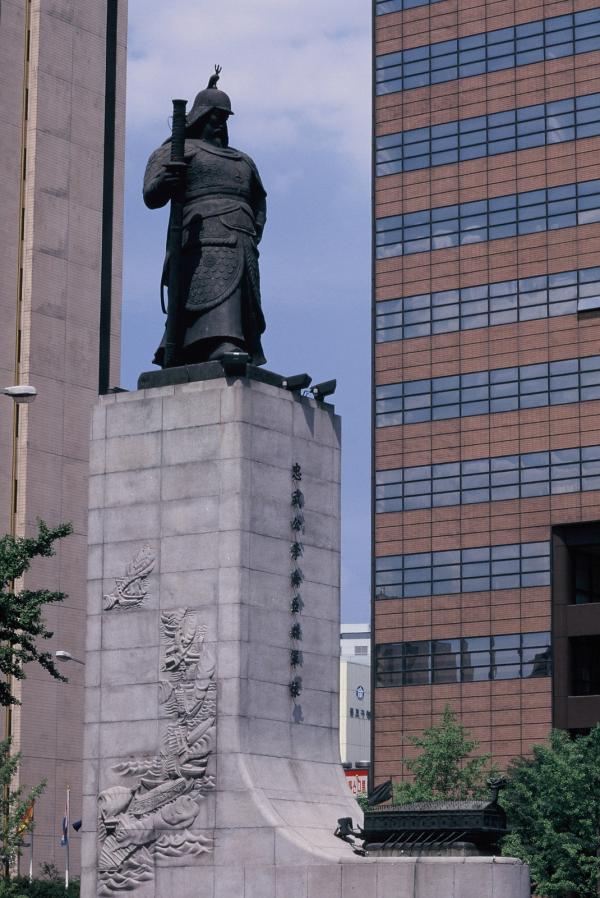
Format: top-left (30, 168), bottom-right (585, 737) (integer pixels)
top-left (311, 379), bottom-right (336, 401)
top-left (282, 373), bottom-right (312, 392)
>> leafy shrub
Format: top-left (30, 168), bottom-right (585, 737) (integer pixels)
top-left (0, 878), bottom-right (79, 897)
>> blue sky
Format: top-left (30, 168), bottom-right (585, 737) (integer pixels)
top-left (121, 0), bottom-right (372, 622)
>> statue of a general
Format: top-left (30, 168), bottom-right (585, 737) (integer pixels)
top-left (143, 69), bottom-right (267, 367)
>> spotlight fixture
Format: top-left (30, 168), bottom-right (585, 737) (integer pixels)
top-left (310, 379), bottom-right (336, 402)
top-left (2, 385), bottom-right (37, 404)
top-left (220, 351), bottom-right (250, 376)
top-left (281, 373), bottom-right (312, 392)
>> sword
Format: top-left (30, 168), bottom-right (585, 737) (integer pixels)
top-left (163, 98), bottom-right (187, 368)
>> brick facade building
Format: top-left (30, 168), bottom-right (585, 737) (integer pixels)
top-left (372, 0), bottom-right (600, 784)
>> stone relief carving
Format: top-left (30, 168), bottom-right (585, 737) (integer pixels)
top-left (97, 610), bottom-right (216, 894)
top-left (103, 545), bottom-right (156, 611)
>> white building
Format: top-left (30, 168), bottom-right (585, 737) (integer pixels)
top-left (339, 624), bottom-right (371, 774)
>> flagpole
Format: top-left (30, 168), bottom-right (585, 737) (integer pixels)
top-left (29, 800), bottom-right (34, 883)
top-left (64, 786), bottom-right (70, 890)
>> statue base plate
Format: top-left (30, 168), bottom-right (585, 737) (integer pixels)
top-left (137, 362), bottom-right (285, 391)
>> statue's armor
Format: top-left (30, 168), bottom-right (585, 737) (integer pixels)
top-left (143, 138), bottom-right (267, 364)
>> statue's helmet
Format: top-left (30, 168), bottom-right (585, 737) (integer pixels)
top-left (187, 66), bottom-right (234, 129)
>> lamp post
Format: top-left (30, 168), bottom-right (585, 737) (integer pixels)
top-left (1, 385), bottom-right (36, 878)
top-left (2, 384), bottom-right (37, 726)
top-left (53, 653), bottom-right (84, 889)
top-left (54, 651), bottom-right (85, 666)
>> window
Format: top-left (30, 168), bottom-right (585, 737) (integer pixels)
top-left (375, 542), bottom-right (550, 599)
top-left (375, 631), bottom-right (551, 686)
top-left (354, 645), bottom-right (369, 656)
top-left (376, 10), bottom-right (600, 95)
top-left (570, 636), bottom-right (600, 694)
top-left (375, 443), bottom-right (600, 513)
top-left (375, 354), bottom-right (600, 428)
top-left (376, 178), bottom-right (600, 260)
top-left (376, 92), bottom-right (600, 176)
top-left (376, 0), bottom-right (445, 14)
top-left (572, 544), bottom-right (600, 604)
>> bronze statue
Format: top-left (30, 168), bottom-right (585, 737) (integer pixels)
top-left (143, 67), bottom-right (267, 367)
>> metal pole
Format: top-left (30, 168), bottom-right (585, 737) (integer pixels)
top-left (64, 786), bottom-right (69, 890)
top-left (163, 98), bottom-right (187, 368)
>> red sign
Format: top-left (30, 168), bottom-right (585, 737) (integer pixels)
top-left (344, 768), bottom-right (368, 797)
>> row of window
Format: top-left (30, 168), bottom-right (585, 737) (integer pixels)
top-left (375, 541), bottom-right (550, 599)
top-left (375, 266), bottom-right (600, 343)
top-left (376, 354), bottom-right (600, 428)
top-left (375, 632), bottom-right (551, 686)
top-left (376, 444), bottom-right (600, 513)
top-left (376, 178), bottom-right (600, 259)
top-left (376, 0), bottom-right (443, 14)
top-left (376, 91), bottom-right (600, 175)
top-left (376, 8), bottom-right (600, 95)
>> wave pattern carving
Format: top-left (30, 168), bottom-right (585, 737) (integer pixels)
top-left (97, 610), bottom-right (216, 894)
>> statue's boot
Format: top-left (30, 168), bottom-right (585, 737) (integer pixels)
top-left (206, 341), bottom-right (246, 361)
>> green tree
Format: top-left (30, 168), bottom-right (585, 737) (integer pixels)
top-left (501, 726), bottom-right (600, 898)
top-left (393, 705), bottom-right (496, 804)
top-left (0, 520), bottom-right (72, 879)
top-left (0, 741), bottom-right (45, 877)
top-left (0, 521), bottom-right (72, 707)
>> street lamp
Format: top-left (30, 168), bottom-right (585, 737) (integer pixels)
top-left (55, 651), bottom-right (85, 666)
top-left (1, 385), bottom-right (37, 404)
top-left (1, 383), bottom-right (36, 876)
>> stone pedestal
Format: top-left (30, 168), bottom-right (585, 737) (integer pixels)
top-left (82, 376), bottom-right (529, 898)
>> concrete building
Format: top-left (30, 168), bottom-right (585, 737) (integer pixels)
top-left (0, 0), bottom-right (126, 873)
top-left (372, 0), bottom-right (600, 786)
top-left (340, 622), bottom-right (371, 665)
top-left (339, 624), bottom-right (371, 770)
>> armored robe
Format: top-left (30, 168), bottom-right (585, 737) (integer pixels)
top-left (144, 139), bottom-right (267, 366)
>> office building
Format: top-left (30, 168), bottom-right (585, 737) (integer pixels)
top-left (0, 0), bottom-right (126, 872)
top-left (340, 624), bottom-right (371, 769)
top-left (372, 0), bottom-right (600, 785)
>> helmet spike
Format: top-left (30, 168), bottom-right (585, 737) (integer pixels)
top-left (207, 64), bottom-right (222, 90)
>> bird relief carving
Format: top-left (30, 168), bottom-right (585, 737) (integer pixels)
top-left (97, 610), bottom-right (216, 894)
top-left (103, 545), bottom-right (156, 611)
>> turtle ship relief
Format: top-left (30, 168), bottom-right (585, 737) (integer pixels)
top-left (97, 610), bottom-right (216, 894)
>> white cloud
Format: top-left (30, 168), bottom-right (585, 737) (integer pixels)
top-left (126, 0), bottom-right (371, 170)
